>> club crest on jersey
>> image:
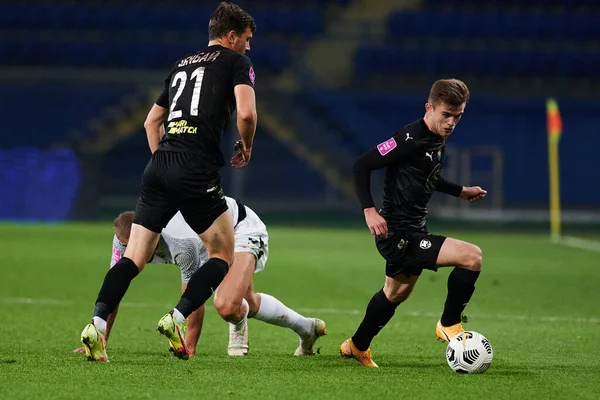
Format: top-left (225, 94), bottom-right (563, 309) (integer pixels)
top-left (437, 150), bottom-right (442, 161)
top-left (377, 138), bottom-right (397, 156)
top-left (249, 67), bottom-right (255, 86)
top-left (419, 239), bottom-right (432, 249)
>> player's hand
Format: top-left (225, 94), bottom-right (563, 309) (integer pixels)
top-left (73, 347), bottom-right (86, 353)
top-left (364, 207), bottom-right (388, 238)
top-left (459, 186), bottom-right (487, 202)
top-left (231, 140), bottom-right (251, 168)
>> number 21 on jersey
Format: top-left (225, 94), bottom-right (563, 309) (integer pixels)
top-left (168, 67), bottom-right (205, 121)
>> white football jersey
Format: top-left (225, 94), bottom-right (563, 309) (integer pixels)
top-left (110, 197), bottom-right (269, 282)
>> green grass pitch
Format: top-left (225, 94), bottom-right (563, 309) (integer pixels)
top-left (0, 223), bottom-right (599, 399)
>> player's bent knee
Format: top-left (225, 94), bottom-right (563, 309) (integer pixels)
top-left (463, 244), bottom-right (482, 272)
top-left (215, 304), bottom-right (241, 322)
top-left (213, 297), bottom-right (242, 322)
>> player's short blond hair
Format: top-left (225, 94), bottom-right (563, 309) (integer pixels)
top-left (114, 211), bottom-right (135, 242)
top-left (428, 79), bottom-right (470, 107)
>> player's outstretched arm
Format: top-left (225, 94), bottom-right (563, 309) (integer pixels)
top-left (104, 305), bottom-right (119, 342)
top-left (185, 305), bottom-right (205, 357)
top-left (459, 186), bottom-right (487, 202)
top-left (231, 84), bottom-right (256, 168)
top-left (435, 176), bottom-right (486, 202)
top-left (435, 176), bottom-right (463, 197)
top-left (180, 282), bottom-right (205, 356)
top-left (143, 104), bottom-right (168, 154)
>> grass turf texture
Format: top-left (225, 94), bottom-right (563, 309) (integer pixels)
top-left (0, 223), bottom-right (599, 399)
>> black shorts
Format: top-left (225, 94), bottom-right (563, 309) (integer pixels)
top-left (376, 230), bottom-right (447, 278)
top-left (134, 151), bottom-right (228, 234)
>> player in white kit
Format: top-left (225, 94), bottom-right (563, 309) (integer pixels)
top-left (74, 197), bottom-right (326, 357)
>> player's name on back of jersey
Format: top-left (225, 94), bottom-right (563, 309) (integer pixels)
top-left (178, 51), bottom-right (221, 67)
top-left (167, 120), bottom-right (197, 134)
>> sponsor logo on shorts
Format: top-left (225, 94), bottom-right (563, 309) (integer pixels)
top-left (397, 238), bottom-right (407, 250)
top-left (377, 138), bottom-right (397, 156)
top-left (419, 239), bottom-right (432, 249)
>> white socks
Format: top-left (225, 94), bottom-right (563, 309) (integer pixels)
top-left (92, 316), bottom-right (107, 333)
top-left (254, 293), bottom-right (313, 337)
top-left (172, 308), bottom-right (186, 324)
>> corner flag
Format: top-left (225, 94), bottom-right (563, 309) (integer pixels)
top-left (546, 98), bottom-right (562, 240)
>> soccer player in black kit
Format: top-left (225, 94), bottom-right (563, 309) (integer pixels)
top-left (80, 2), bottom-right (258, 362)
top-left (340, 79), bottom-right (487, 367)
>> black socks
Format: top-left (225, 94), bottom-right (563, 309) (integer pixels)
top-left (440, 268), bottom-right (480, 326)
top-left (175, 258), bottom-right (229, 318)
top-left (94, 257), bottom-right (139, 320)
top-left (352, 289), bottom-right (401, 351)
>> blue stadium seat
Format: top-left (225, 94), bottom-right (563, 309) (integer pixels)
top-left (1, 36), bottom-right (289, 72)
top-left (353, 44), bottom-right (600, 79)
top-left (387, 9), bottom-right (599, 41)
top-left (1, 83), bottom-right (138, 148)
top-left (0, 3), bottom-right (325, 37)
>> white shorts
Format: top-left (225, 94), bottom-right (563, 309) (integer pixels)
top-left (234, 206), bottom-right (269, 273)
top-left (183, 206), bottom-right (269, 282)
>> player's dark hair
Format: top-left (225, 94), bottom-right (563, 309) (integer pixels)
top-left (114, 211), bottom-right (135, 241)
top-left (208, 2), bottom-right (256, 40)
top-left (428, 79), bottom-right (470, 107)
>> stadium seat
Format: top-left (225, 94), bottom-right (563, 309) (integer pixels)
top-left (353, 44), bottom-right (600, 79)
top-left (0, 3), bottom-right (326, 37)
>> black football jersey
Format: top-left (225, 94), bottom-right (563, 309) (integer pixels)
top-left (353, 118), bottom-right (462, 232)
top-left (155, 44), bottom-right (255, 172)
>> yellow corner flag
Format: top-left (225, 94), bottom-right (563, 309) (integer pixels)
top-left (546, 98), bottom-right (562, 241)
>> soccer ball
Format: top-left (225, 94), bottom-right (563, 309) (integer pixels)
top-left (445, 331), bottom-right (493, 374)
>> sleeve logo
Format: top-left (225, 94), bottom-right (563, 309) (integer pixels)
top-left (111, 247), bottom-right (122, 266)
top-left (249, 66), bottom-right (255, 86)
top-left (377, 138), bottom-right (397, 156)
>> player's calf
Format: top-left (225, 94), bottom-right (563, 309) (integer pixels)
top-left (437, 238), bottom-right (483, 330)
top-left (93, 257), bottom-right (140, 328)
top-left (383, 274), bottom-right (418, 303)
top-left (174, 257), bottom-right (228, 319)
top-left (213, 256), bottom-right (254, 323)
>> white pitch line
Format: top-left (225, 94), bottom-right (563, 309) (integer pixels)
top-left (558, 236), bottom-right (600, 253)
top-left (2, 297), bottom-right (72, 306)
top-left (2, 297), bottom-right (599, 324)
top-left (297, 308), bottom-right (600, 324)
